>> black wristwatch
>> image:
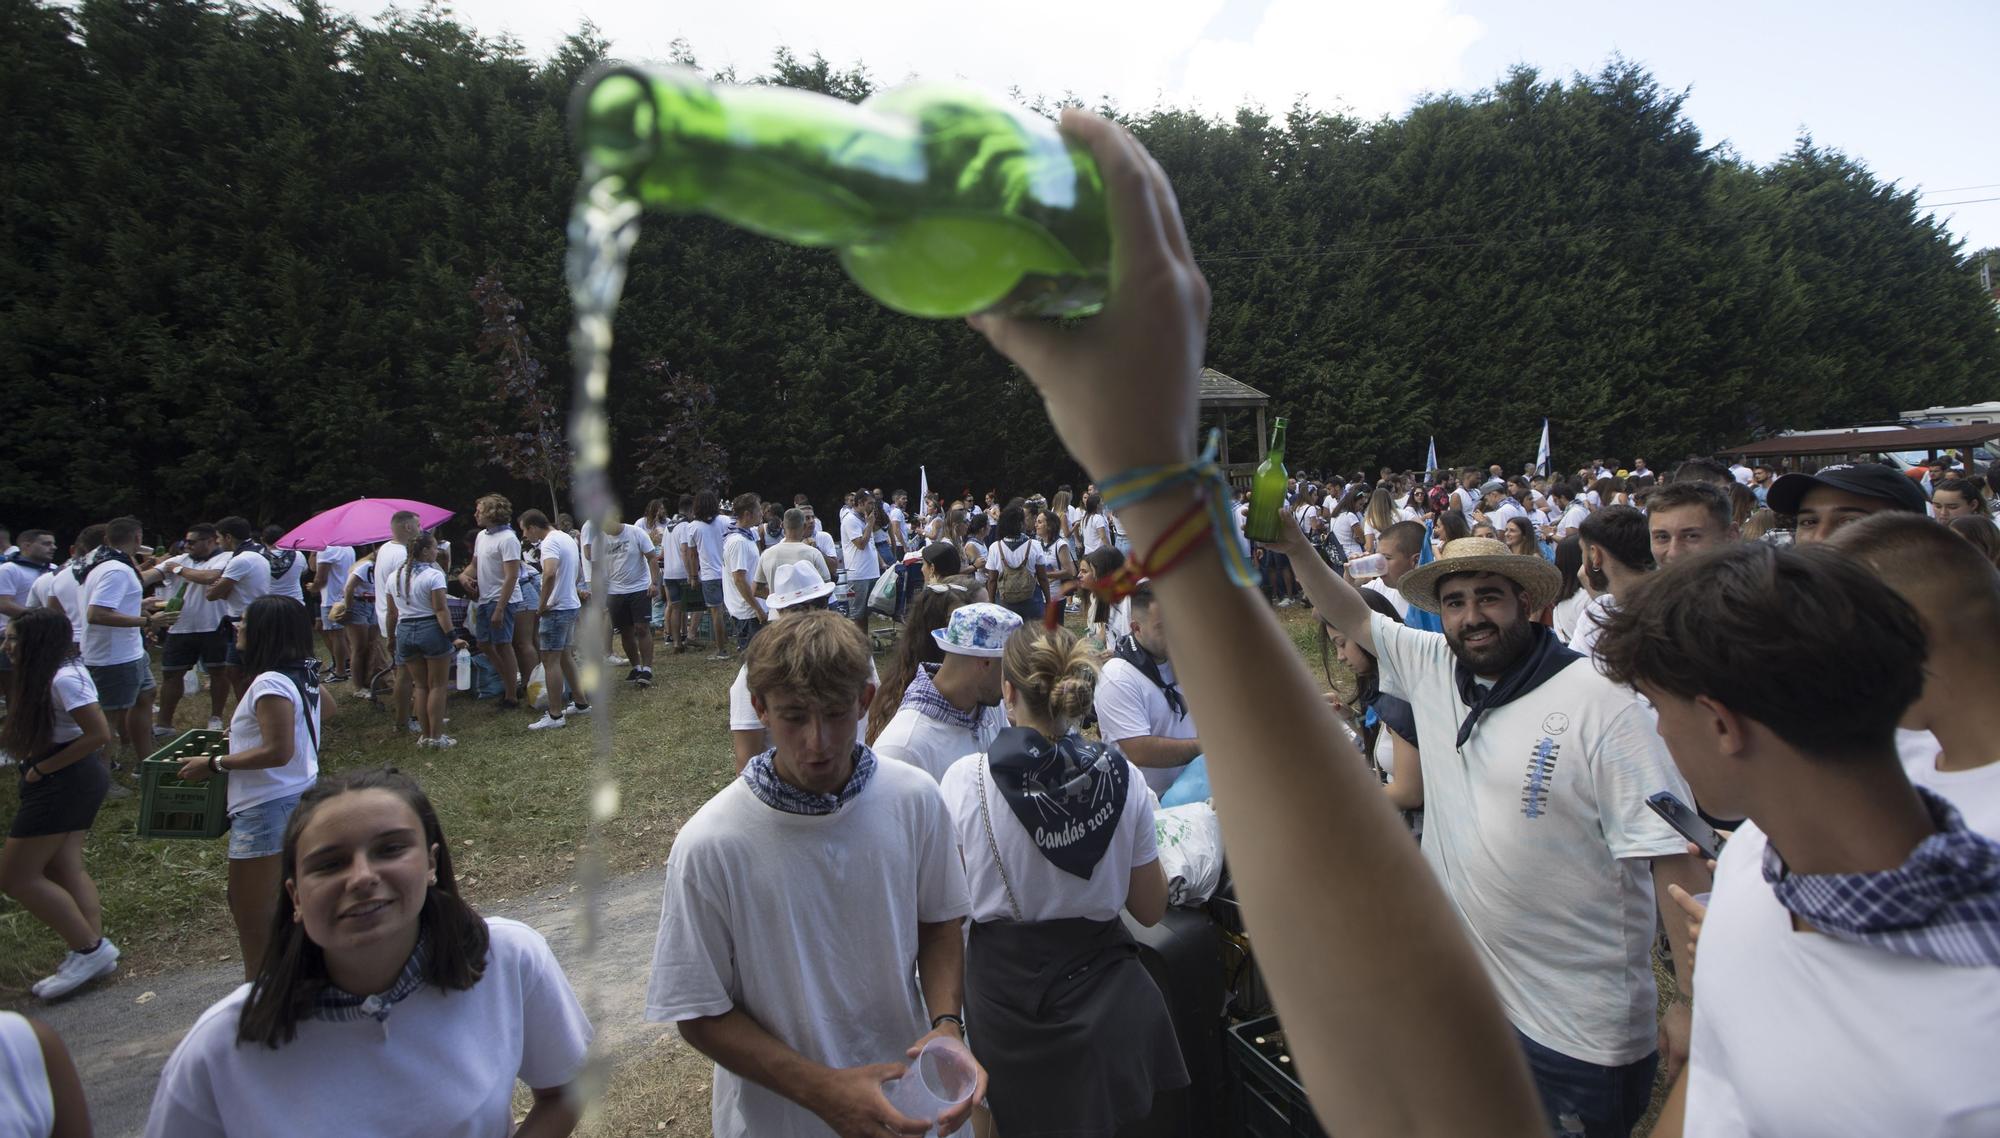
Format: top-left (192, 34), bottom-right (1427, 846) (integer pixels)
top-left (930, 1013), bottom-right (964, 1032)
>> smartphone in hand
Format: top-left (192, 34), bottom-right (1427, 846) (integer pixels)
top-left (1646, 791), bottom-right (1726, 862)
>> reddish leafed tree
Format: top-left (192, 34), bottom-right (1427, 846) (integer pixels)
top-left (634, 357), bottom-right (729, 500)
top-left (469, 274), bottom-right (569, 517)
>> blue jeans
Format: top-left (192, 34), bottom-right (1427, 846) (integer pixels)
top-left (1516, 1032), bottom-right (1657, 1138)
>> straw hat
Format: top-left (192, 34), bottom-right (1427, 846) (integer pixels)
top-left (1398, 537), bottom-right (1563, 615)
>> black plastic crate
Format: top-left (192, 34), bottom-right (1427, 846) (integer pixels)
top-left (1226, 1015), bottom-right (1328, 1138)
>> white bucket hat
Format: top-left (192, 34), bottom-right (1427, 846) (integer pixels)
top-left (767, 560), bottom-right (835, 610)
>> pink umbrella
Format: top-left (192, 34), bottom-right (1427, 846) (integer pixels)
top-left (274, 498), bottom-right (458, 551)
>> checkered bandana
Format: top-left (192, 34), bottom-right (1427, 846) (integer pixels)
top-left (1764, 787), bottom-right (2000, 967)
top-left (899, 663), bottom-right (982, 731)
top-left (742, 744), bottom-right (877, 816)
top-left (312, 934), bottom-right (429, 1023)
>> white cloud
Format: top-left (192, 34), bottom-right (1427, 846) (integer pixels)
top-left (350, 0), bottom-right (1484, 118)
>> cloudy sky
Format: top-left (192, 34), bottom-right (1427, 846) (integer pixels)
top-left (336, 0), bottom-right (1997, 251)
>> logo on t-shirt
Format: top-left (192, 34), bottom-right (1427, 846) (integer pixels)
top-left (1541, 713), bottom-right (1570, 736)
top-left (1520, 737), bottom-right (1561, 819)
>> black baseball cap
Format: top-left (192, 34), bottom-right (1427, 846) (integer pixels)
top-left (1767, 463), bottom-right (1929, 516)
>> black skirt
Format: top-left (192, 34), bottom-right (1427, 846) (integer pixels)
top-left (10, 750), bottom-right (111, 838)
top-left (966, 916), bottom-right (1189, 1138)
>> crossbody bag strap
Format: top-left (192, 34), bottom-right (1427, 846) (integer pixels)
top-left (974, 757), bottom-right (1025, 923)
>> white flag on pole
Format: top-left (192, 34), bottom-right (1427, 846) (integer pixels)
top-left (919, 466), bottom-right (930, 517)
top-left (1426, 436), bottom-right (1438, 473)
top-left (1536, 419), bottom-right (1552, 477)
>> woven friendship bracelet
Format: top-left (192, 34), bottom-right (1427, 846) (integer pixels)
top-left (1095, 428), bottom-right (1261, 590)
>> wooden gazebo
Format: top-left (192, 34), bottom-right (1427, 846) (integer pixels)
top-left (1199, 367), bottom-right (1272, 486)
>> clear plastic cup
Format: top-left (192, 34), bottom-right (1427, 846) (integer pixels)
top-left (1344, 553), bottom-right (1386, 579)
top-left (883, 1035), bottom-right (977, 1134)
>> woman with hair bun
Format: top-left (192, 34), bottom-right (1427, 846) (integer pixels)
top-left (939, 625), bottom-right (1184, 1137)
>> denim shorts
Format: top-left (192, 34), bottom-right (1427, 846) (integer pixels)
top-left (319, 605), bottom-right (344, 632)
top-left (347, 600), bottom-right (378, 628)
top-left (701, 579), bottom-right (725, 608)
top-left (538, 607), bottom-right (578, 652)
top-left (228, 792), bottom-right (304, 860)
top-left (395, 619), bottom-right (453, 662)
top-left (221, 617), bottom-right (246, 667)
top-left (474, 600), bottom-right (515, 644)
top-left (88, 657), bottom-right (156, 712)
top-left (664, 578), bottom-right (688, 603)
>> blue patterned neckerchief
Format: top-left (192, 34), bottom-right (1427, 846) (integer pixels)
top-left (1765, 787), bottom-right (2000, 967)
top-left (312, 933), bottom-right (429, 1023)
top-left (898, 663), bottom-right (982, 731)
top-left (743, 744), bottom-right (877, 816)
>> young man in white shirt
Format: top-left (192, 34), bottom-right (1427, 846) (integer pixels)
top-left (1551, 482), bottom-right (1590, 540)
top-left (1095, 585), bottom-right (1203, 797)
top-left (874, 604), bottom-right (1016, 782)
top-left (685, 490), bottom-right (732, 661)
top-left (662, 494), bottom-right (695, 653)
top-left (1571, 506), bottom-right (1653, 667)
top-left (648, 610), bottom-right (983, 1138)
top-left (1644, 482), bottom-right (1737, 568)
top-left (840, 497), bottom-right (883, 635)
top-left (1360, 521), bottom-right (1425, 621)
top-left (1285, 530), bottom-right (1706, 1138)
top-left (308, 541), bottom-right (355, 682)
top-left (468, 493), bottom-right (528, 707)
top-left (721, 495), bottom-right (768, 653)
top-left (595, 516), bottom-right (660, 687)
top-left (1595, 542), bottom-right (2000, 1137)
top-left (1832, 512), bottom-right (2000, 838)
top-left (754, 508), bottom-right (833, 601)
top-left (156, 524), bottom-right (233, 733)
top-left (521, 510), bottom-right (589, 731)
top-left (176, 515), bottom-right (272, 704)
top-left (0, 528), bottom-right (58, 681)
top-left (82, 517), bottom-right (170, 779)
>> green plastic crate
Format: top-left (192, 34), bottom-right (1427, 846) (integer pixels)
top-left (138, 729), bottom-right (229, 839)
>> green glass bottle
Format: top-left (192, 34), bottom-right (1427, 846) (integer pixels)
top-left (1243, 418), bottom-right (1290, 543)
top-left (572, 65), bottom-right (1110, 319)
top-left (164, 580), bottom-right (188, 614)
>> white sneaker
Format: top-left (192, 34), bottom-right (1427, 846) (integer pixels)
top-left (151, 724), bottom-right (177, 739)
top-left (407, 717), bottom-right (422, 733)
top-left (563, 702), bottom-right (591, 716)
top-left (432, 735), bottom-right (458, 749)
top-left (206, 717), bottom-right (225, 732)
top-left (606, 654), bottom-right (629, 667)
top-left (527, 713), bottom-right (568, 731)
top-left (33, 939), bottom-right (119, 1000)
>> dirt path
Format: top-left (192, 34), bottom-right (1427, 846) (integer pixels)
top-left (28, 866), bottom-right (712, 1137)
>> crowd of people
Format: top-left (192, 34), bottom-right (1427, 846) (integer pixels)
top-left (4, 110), bottom-right (2000, 1138)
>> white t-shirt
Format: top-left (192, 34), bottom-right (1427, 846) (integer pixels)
top-left (985, 536), bottom-right (1044, 585)
top-left (1682, 820), bottom-right (2000, 1137)
top-left (220, 548), bottom-right (273, 623)
top-left (840, 512), bottom-right (880, 580)
top-left (660, 521), bottom-right (691, 581)
top-left (810, 530), bottom-right (839, 565)
top-left (940, 749), bottom-right (1159, 923)
top-left (145, 918), bottom-right (592, 1138)
top-left (753, 542), bottom-right (831, 591)
top-left (1556, 502), bottom-right (1590, 539)
top-left (1095, 655), bottom-right (1198, 797)
top-left (1488, 499), bottom-right (1528, 533)
top-left (385, 564), bottom-right (447, 626)
top-left (532, 531), bottom-right (581, 612)
top-left (646, 763), bottom-right (971, 1138)
top-left (81, 559), bottom-right (145, 667)
top-left (1371, 613), bottom-right (1692, 1065)
top-left (686, 518), bottom-right (729, 582)
top-left (597, 524), bottom-right (656, 596)
top-left (372, 541), bottom-right (407, 631)
top-left (1728, 463), bottom-right (1754, 486)
top-left (1550, 590), bottom-right (1594, 645)
top-left (1361, 576), bottom-right (1411, 621)
top-left (43, 568), bottom-right (84, 647)
top-left (1080, 514), bottom-right (1110, 556)
top-left (314, 547), bottom-right (355, 611)
top-left (1330, 511), bottom-right (1365, 557)
top-left (1451, 487), bottom-right (1480, 521)
top-left (1568, 593), bottom-right (1617, 668)
top-left (45, 661), bottom-right (99, 748)
top-left (346, 560), bottom-right (376, 603)
top-left (721, 533), bottom-right (765, 620)
top-left (0, 560), bottom-right (49, 636)
top-left (267, 553), bottom-right (307, 602)
top-left (225, 671), bottom-right (321, 813)
top-left (1897, 728), bottom-right (2000, 840)
top-left (472, 529), bottom-right (522, 605)
top-left (874, 696), bottom-right (1009, 783)
top-left (1294, 503), bottom-right (1323, 537)
top-left (163, 552), bottom-right (231, 636)
top-left (0, 1010), bottom-right (52, 1138)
